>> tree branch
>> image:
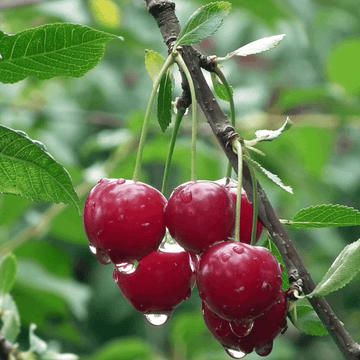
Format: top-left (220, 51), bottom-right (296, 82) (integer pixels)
top-left (144, 1), bottom-right (360, 359)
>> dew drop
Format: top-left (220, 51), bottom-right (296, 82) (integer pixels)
top-left (144, 313), bottom-right (171, 327)
top-left (116, 178), bottom-right (126, 185)
top-left (89, 244), bottom-right (97, 255)
top-left (112, 269), bottom-right (119, 283)
top-left (223, 346), bottom-right (247, 359)
top-left (235, 286), bottom-right (245, 294)
top-left (141, 223), bottom-right (150, 229)
top-left (96, 250), bottom-right (111, 265)
top-left (230, 319), bottom-right (254, 337)
top-left (116, 262), bottom-right (137, 274)
top-left (233, 246), bottom-right (244, 255)
top-left (180, 188), bottom-right (192, 203)
top-left (118, 214), bottom-right (125, 221)
top-left (221, 253), bottom-right (231, 262)
top-left (255, 341), bottom-right (273, 356)
top-left (91, 202), bottom-right (96, 211)
top-left (159, 231), bottom-right (185, 253)
top-left (262, 281), bottom-right (272, 293)
top-left (99, 178), bottom-right (110, 184)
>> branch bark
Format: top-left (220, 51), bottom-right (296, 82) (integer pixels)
top-left (144, 1), bottom-right (360, 359)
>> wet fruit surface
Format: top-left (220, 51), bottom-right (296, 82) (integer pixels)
top-left (165, 181), bottom-right (236, 254)
top-left (197, 242), bottom-right (283, 321)
top-left (114, 250), bottom-right (197, 314)
top-left (83, 178), bottom-right (167, 262)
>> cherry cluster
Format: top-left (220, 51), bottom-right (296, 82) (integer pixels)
top-left (83, 178), bottom-right (288, 358)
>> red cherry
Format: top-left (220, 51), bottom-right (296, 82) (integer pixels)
top-left (83, 179), bottom-right (167, 263)
top-left (197, 242), bottom-right (283, 321)
top-left (113, 250), bottom-right (197, 317)
top-left (216, 178), bottom-right (263, 244)
top-left (202, 290), bottom-right (288, 356)
top-left (165, 181), bottom-right (235, 254)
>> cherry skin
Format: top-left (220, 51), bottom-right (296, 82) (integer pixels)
top-left (216, 178), bottom-right (264, 244)
top-left (202, 290), bottom-right (288, 356)
top-left (113, 250), bottom-right (197, 314)
top-left (197, 242), bottom-right (283, 321)
top-left (83, 178), bottom-right (167, 263)
top-left (165, 181), bottom-right (235, 254)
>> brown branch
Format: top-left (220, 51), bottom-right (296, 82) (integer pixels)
top-left (144, 1), bottom-right (360, 359)
top-left (0, 0), bottom-right (49, 10)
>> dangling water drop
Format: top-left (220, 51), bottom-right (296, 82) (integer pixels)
top-left (144, 313), bottom-right (171, 327)
top-left (159, 231), bottom-right (185, 253)
top-left (255, 341), bottom-right (273, 356)
top-left (223, 346), bottom-right (247, 359)
top-left (230, 319), bottom-right (254, 337)
top-left (96, 250), bottom-right (111, 265)
top-left (116, 262), bottom-right (137, 274)
top-left (89, 244), bottom-right (97, 255)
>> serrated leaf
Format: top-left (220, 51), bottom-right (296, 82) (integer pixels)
top-left (145, 49), bottom-right (165, 84)
top-left (262, 237), bottom-right (289, 292)
top-left (0, 23), bottom-right (121, 84)
top-left (255, 116), bottom-right (292, 141)
top-left (244, 155), bottom-right (293, 194)
top-left (0, 293), bottom-right (21, 342)
top-left (0, 125), bottom-right (80, 211)
top-left (284, 204), bottom-right (360, 229)
top-left (289, 305), bottom-right (328, 336)
top-left (175, 1), bottom-right (231, 47)
top-left (157, 66), bottom-right (174, 132)
top-left (308, 238), bottom-right (360, 298)
top-left (211, 72), bottom-right (233, 102)
top-left (0, 253), bottom-right (17, 295)
top-left (227, 34), bottom-right (286, 59)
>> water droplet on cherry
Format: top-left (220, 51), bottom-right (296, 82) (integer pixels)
top-left (230, 319), bottom-right (254, 337)
top-left (112, 269), bottom-right (118, 283)
top-left (262, 281), bottom-right (272, 292)
top-left (116, 262), bottom-right (137, 274)
top-left (223, 346), bottom-right (247, 359)
top-left (89, 244), bottom-right (97, 255)
top-left (96, 250), bottom-right (111, 265)
top-left (233, 246), bottom-right (244, 254)
top-left (235, 286), bottom-right (245, 293)
top-left (159, 231), bottom-right (185, 253)
top-left (180, 188), bottom-right (192, 203)
top-left (221, 253), bottom-right (231, 262)
top-left (255, 341), bottom-right (273, 356)
top-left (116, 178), bottom-right (126, 185)
top-left (144, 313), bottom-right (171, 327)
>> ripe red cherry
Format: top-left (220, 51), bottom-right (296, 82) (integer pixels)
top-left (216, 178), bottom-right (263, 244)
top-left (202, 290), bottom-right (288, 356)
top-left (165, 181), bottom-right (235, 254)
top-left (197, 242), bottom-right (283, 321)
top-left (113, 250), bottom-right (197, 322)
top-left (83, 179), bottom-right (167, 263)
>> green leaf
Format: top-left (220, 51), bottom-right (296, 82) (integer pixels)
top-left (17, 259), bottom-right (92, 319)
top-left (283, 204), bottom-right (360, 229)
top-left (211, 72), bottom-right (233, 102)
top-left (308, 238), bottom-right (360, 298)
top-left (0, 253), bottom-right (17, 295)
top-left (226, 34), bottom-right (286, 59)
top-left (157, 66), bottom-right (174, 132)
top-left (0, 293), bottom-right (21, 343)
top-left (0, 125), bottom-right (80, 211)
top-left (145, 49), bottom-right (165, 84)
top-left (262, 237), bottom-right (290, 292)
top-left (175, 1), bottom-right (231, 47)
top-left (244, 155), bottom-right (293, 194)
top-left (0, 23), bottom-right (121, 84)
top-left (289, 305), bottom-right (328, 336)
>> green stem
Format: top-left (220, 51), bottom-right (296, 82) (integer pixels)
top-left (249, 163), bottom-right (258, 246)
top-left (132, 54), bottom-right (175, 181)
top-left (232, 139), bottom-right (243, 243)
top-left (215, 65), bottom-right (235, 179)
top-left (174, 53), bottom-right (197, 182)
top-left (161, 108), bottom-right (185, 195)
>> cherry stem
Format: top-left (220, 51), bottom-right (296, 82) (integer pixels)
top-left (133, 53), bottom-right (175, 182)
top-left (249, 164), bottom-right (258, 246)
top-left (174, 52), bottom-right (197, 182)
top-left (215, 65), bottom-right (235, 179)
top-left (161, 107), bottom-right (185, 195)
top-left (232, 139), bottom-right (243, 243)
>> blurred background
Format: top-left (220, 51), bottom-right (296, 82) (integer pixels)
top-left (1, 0), bottom-right (360, 359)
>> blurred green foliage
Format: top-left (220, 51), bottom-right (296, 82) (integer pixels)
top-left (1, 0), bottom-right (360, 359)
